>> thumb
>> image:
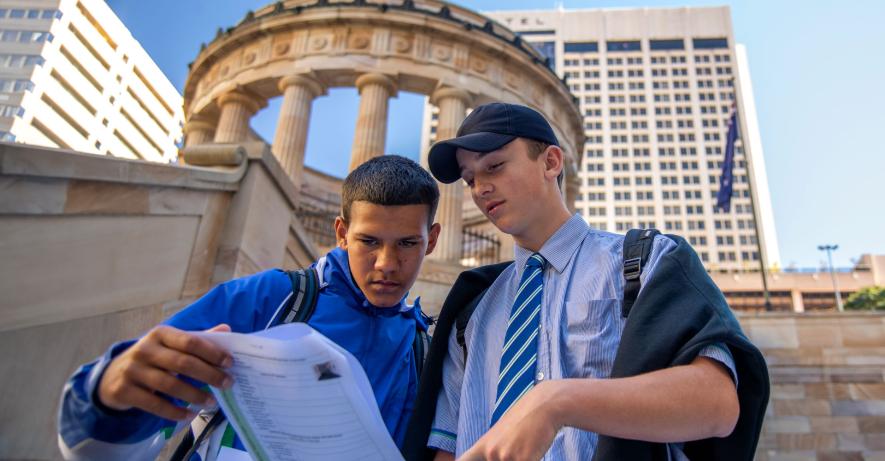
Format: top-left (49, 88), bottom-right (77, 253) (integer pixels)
top-left (206, 323), bottom-right (231, 333)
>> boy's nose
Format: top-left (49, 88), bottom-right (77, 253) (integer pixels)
top-left (375, 246), bottom-right (399, 272)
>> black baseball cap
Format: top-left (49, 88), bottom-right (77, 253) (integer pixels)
top-left (427, 102), bottom-right (559, 184)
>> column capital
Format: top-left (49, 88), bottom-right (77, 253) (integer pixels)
top-left (430, 86), bottom-right (472, 107)
top-left (183, 115), bottom-right (215, 135)
top-left (278, 74), bottom-right (327, 99)
top-left (217, 88), bottom-right (265, 114)
top-left (355, 73), bottom-right (397, 97)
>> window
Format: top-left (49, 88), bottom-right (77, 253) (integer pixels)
top-left (564, 42), bottom-right (599, 53)
top-left (693, 38), bottom-right (729, 49)
top-left (607, 41), bottom-right (642, 52)
top-left (650, 39), bottom-right (684, 50)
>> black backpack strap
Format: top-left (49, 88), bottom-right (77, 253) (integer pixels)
top-left (273, 267), bottom-right (321, 326)
top-left (169, 410), bottom-right (225, 461)
top-left (412, 325), bottom-right (429, 380)
top-left (622, 228), bottom-right (660, 318)
top-left (455, 286), bottom-right (490, 363)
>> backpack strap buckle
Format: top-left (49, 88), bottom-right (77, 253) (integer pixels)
top-left (623, 257), bottom-right (642, 281)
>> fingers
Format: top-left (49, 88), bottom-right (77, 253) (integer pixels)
top-left (457, 448), bottom-right (483, 461)
top-left (132, 366), bottom-right (216, 408)
top-left (206, 323), bottom-right (231, 333)
top-left (137, 341), bottom-right (231, 389)
top-left (125, 385), bottom-right (196, 421)
top-left (151, 325), bottom-right (232, 369)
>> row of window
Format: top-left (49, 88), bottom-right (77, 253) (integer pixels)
top-left (0, 53), bottom-right (44, 68)
top-left (561, 38), bottom-right (729, 54)
top-left (583, 145), bottom-right (739, 160)
top-left (0, 78), bottom-right (33, 92)
top-left (0, 8), bottom-right (60, 20)
top-left (0, 29), bottom-right (52, 43)
top-left (0, 103), bottom-right (23, 117)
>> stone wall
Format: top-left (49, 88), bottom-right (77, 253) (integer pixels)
top-left (0, 142), bottom-right (318, 460)
top-left (741, 313), bottom-right (885, 460)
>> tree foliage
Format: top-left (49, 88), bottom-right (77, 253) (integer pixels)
top-left (844, 286), bottom-right (885, 311)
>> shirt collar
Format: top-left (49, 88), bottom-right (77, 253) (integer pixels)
top-left (514, 213), bottom-right (589, 274)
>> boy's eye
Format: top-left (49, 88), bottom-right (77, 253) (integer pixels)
top-left (399, 240), bottom-right (418, 248)
top-left (359, 238), bottom-right (378, 246)
top-left (463, 178), bottom-right (474, 187)
top-left (488, 162), bottom-right (504, 171)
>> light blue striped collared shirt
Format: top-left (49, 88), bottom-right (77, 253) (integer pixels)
top-left (427, 214), bottom-right (736, 460)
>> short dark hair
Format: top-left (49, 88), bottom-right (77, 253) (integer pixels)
top-left (341, 155), bottom-right (440, 227)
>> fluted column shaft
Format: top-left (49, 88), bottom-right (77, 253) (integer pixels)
top-left (430, 87), bottom-right (471, 263)
top-left (349, 73), bottom-right (397, 171)
top-left (214, 90), bottom-right (263, 144)
top-left (183, 117), bottom-right (215, 147)
top-left (273, 75), bottom-right (326, 190)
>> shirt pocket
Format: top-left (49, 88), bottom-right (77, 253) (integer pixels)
top-left (563, 298), bottom-right (622, 378)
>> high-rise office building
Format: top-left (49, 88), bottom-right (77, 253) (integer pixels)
top-left (421, 6), bottom-right (780, 272)
top-left (0, 0), bottom-right (183, 161)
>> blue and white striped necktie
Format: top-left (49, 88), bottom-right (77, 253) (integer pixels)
top-left (491, 252), bottom-right (546, 426)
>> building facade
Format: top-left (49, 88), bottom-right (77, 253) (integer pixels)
top-left (0, 0), bottom-right (183, 161)
top-left (422, 6), bottom-right (781, 273)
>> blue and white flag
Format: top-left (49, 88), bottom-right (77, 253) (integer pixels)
top-left (716, 104), bottom-right (739, 212)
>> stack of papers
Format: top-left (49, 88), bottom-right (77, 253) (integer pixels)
top-left (197, 323), bottom-right (405, 461)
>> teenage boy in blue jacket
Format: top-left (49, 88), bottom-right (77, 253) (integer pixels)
top-left (58, 155), bottom-right (441, 460)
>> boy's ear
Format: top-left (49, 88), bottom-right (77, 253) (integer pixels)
top-left (334, 216), bottom-right (348, 249)
top-left (425, 223), bottom-right (442, 256)
top-left (543, 145), bottom-right (565, 182)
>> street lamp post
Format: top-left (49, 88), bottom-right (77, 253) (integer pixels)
top-left (818, 244), bottom-right (844, 312)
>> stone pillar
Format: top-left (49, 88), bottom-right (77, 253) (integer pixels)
top-left (349, 73), bottom-right (397, 171)
top-left (791, 289), bottom-right (805, 313)
top-left (272, 74), bottom-right (326, 189)
top-left (429, 87), bottom-right (471, 263)
top-left (183, 116), bottom-right (215, 147)
top-left (214, 89), bottom-right (263, 144)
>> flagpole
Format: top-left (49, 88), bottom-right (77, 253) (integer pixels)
top-left (731, 82), bottom-right (772, 312)
top-left (744, 151), bottom-right (772, 311)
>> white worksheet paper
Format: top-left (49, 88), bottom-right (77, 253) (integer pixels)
top-left (196, 323), bottom-right (404, 461)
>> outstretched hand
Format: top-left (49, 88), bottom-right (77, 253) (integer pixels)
top-left (458, 381), bottom-right (562, 461)
top-left (97, 324), bottom-right (233, 421)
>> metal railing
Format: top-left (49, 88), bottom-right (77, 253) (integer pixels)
top-left (461, 228), bottom-right (501, 267)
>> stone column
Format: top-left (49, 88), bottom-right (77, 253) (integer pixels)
top-left (429, 87), bottom-right (471, 263)
top-left (349, 73), bottom-right (397, 171)
top-left (791, 289), bottom-right (805, 313)
top-left (214, 89), bottom-right (263, 144)
top-left (183, 116), bottom-right (215, 147)
top-left (272, 74), bottom-right (326, 189)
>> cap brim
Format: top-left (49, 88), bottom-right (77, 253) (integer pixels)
top-left (428, 132), bottom-right (516, 183)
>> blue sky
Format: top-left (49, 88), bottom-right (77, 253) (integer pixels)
top-left (107, 0), bottom-right (885, 269)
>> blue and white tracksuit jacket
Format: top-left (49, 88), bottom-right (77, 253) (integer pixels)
top-left (58, 247), bottom-right (428, 460)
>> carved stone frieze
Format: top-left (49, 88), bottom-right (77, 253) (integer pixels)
top-left (183, 0), bottom-right (584, 185)
top-left (432, 43), bottom-right (452, 62)
top-left (391, 33), bottom-right (412, 54)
